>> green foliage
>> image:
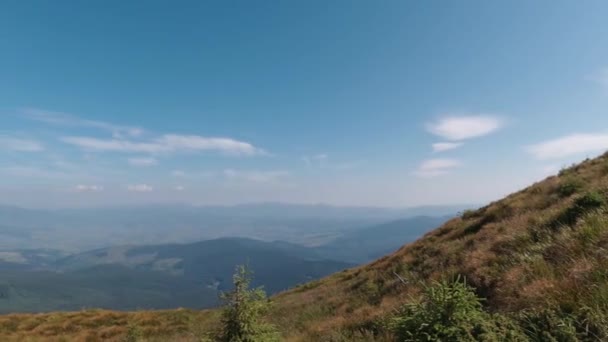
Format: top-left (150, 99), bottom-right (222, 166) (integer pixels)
top-left (558, 178), bottom-right (585, 197)
top-left (552, 191), bottom-right (606, 228)
top-left (123, 323), bottom-right (143, 342)
top-left (390, 277), bottom-right (521, 341)
top-left (461, 209), bottom-right (477, 220)
top-left (217, 265), bottom-right (279, 342)
top-left (516, 307), bottom-right (608, 341)
top-left (559, 164), bottom-right (577, 177)
top-left (387, 279), bottom-right (608, 341)
top-left (518, 309), bottom-right (579, 341)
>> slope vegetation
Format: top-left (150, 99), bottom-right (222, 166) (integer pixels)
top-left (267, 153), bottom-right (608, 340)
top-left (2, 154), bottom-right (608, 341)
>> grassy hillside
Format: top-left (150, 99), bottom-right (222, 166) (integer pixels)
top-left (266, 153), bottom-right (608, 340)
top-left (2, 153), bottom-right (608, 341)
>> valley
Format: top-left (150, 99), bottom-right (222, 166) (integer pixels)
top-left (0, 208), bottom-right (450, 314)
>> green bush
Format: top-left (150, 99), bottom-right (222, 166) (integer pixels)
top-left (558, 178), bottom-right (584, 197)
top-left (123, 323), bottom-right (143, 342)
top-left (559, 164), bottom-right (578, 177)
top-left (217, 265), bottom-right (279, 342)
top-left (515, 307), bottom-right (608, 341)
top-left (517, 309), bottom-right (579, 341)
top-left (461, 210), bottom-right (477, 220)
top-left (552, 191), bottom-right (606, 228)
top-left (390, 277), bottom-right (524, 341)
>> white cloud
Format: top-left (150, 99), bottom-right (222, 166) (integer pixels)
top-left (22, 108), bottom-right (143, 137)
top-left (526, 133), bottom-right (608, 160)
top-left (61, 136), bottom-right (163, 153)
top-left (432, 142), bottom-right (463, 152)
top-left (25, 108), bottom-right (267, 156)
top-left (127, 184), bottom-right (153, 192)
top-left (61, 134), bottom-right (265, 156)
top-left (0, 136), bottom-right (44, 152)
top-left (414, 158), bottom-right (462, 178)
top-left (74, 184), bottom-right (104, 192)
top-left (223, 169), bottom-right (289, 183)
top-left (174, 185), bottom-right (185, 191)
top-left (159, 134), bottom-right (266, 156)
top-left (128, 157), bottom-right (158, 167)
top-left (427, 115), bottom-right (502, 141)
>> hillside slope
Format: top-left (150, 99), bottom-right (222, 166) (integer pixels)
top-left (266, 153), bottom-right (608, 340)
top-left (2, 154), bottom-right (608, 341)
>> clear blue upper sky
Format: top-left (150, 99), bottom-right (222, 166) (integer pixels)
top-left (1, 0), bottom-right (608, 208)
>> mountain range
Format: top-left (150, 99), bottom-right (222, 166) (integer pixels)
top-left (0, 203), bottom-right (469, 251)
top-left (0, 214), bottom-right (450, 313)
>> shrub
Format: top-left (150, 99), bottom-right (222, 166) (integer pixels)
top-left (558, 178), bottom-right (584, 198)
top-left (518, 309), bottom-right (578, 341)
top-left (509, 306), bottom-right (608, 341)
top-left (559, 164), bottom-right (578, 177)
top-left (390, 277), bottom-right (522, 341)
top-left (217, 265), bottom-right (279, 342)
top-left (461, 210), bottom-right (477, 220)
top-left (551, 191), bottom-right (606, 228)
top-left (123, 323), bottom-right (143, 342)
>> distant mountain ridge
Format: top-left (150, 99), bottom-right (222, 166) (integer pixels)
top-left (0, 202), bottom-right (469, 251)
top-left (0, 211), bottom-right (453, 314)
top-left (0, 237), bottom-right (351, 313)
top-left (314, 215), bottom-right (450, 263)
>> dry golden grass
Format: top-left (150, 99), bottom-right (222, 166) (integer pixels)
top-left (0, 309), bottom-right (220, 341)
top-left (262, 153), bottom-right (608, 339)
top-left (3, 153), bottom-right (608, 340)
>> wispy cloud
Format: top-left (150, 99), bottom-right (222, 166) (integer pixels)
top-left (61, 135), bottom-right (266, 156)
top-left (23, 108), bottom-right (268, 156)
top-left (414, 158), bottom-right (462, 178)
top-left (159, 134), bottom-right (266, 156)
top-left (74, 184), bottom-right (104, 192)
top-left (427, 115), bottom-right (502, 141)
top-left (0, 136), bottom-right (44, 152)
top-left (128, 157), bottom-right (158, 167)
top-left (22, 108), bottom-right (143, 138)
top-left (432, 142), bottom-right (463, 153)
top-left (526, 133), bottom-right (608, 160)
top-left (174, 185), bottom-right (185, 191)
top-left (127, 184), bottom-right (154, 192)
top-left (223, 169), bottom-right (289, 183)
top-left (60, 136), bottom-right (162, 153)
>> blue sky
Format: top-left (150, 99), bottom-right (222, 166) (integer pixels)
top-left (1, 1), bottom-right (608, 208)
